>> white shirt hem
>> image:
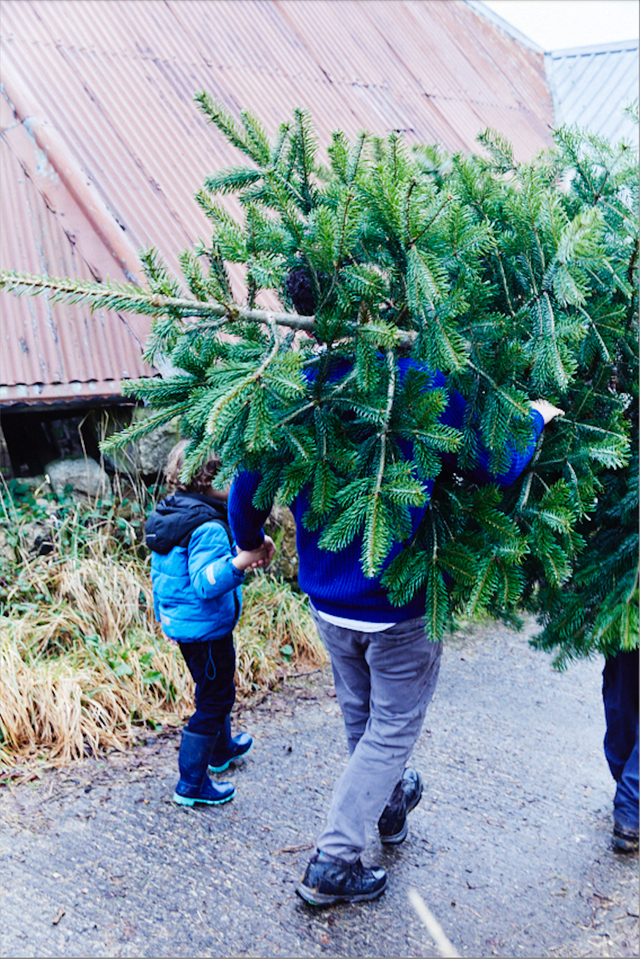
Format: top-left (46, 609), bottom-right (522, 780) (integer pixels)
top-left (314, 609), bottom-right (397, 632)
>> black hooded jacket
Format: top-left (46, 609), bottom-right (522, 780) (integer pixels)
top-left (145, 492), bottom-right (232, 554)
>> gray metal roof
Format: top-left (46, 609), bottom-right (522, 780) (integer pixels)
top-left (545, 40), bottom-right (639, 145)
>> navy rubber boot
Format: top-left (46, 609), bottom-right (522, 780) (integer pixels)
top-left (208, 715), bottom-right (253, 773)
top-left (173, 728), bottom-right (235, 807)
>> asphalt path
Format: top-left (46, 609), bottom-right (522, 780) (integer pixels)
top-left (1, 619), bottom-right (638, 958)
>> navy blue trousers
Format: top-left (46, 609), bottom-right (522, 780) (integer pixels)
top-left (602, 648), bottom-right (639, 829)
top-left (179, 634), bottom-right (236, 736)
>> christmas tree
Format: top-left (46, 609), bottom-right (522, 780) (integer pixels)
top-left (530, 121), bottom-right (639, 666)
top-left (1, 96), bottom-right (637, 655)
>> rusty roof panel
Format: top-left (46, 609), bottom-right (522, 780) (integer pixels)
top-left (1, 108), bottom-right (154, 403)
top-left (1, 0), bottom-right (553, 405)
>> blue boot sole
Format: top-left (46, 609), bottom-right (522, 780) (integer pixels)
top-left (208, 740), bottom-right (253, 773)
top-left (173, 788), bottom-right (235, 807)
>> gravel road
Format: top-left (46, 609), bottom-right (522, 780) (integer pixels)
top-left (1, 618), bottom-right (638, 958)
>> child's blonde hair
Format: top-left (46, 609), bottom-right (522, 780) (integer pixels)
top-left (165, 440), bottom-right (222, 494)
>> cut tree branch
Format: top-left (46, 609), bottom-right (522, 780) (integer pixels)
top-left (0, 270), bottom-right (316, 328)
top-left (0, 269), bottom-right (420, 347)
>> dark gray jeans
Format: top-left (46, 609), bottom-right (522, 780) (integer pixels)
top-left (310, 606), bottom-right (443, 862)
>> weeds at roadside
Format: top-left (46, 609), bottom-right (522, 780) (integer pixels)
top-left (0, 480), bottom-right (325, 776)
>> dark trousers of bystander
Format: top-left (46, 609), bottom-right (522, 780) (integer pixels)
top-left (602, 647), bottom-right (639, 831)
top-left (179, 634), bottom-right (236, 736)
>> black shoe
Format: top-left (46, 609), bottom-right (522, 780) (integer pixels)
top-left (296, 852), bottom-right (387, 906)
top-left (208, 715), bottom-right (253, 773)
top-left (378, 767), bottom-right (423, 845)
top-left (173, 729), bottom-right (235, 807)
top-left (613, 819), bottom-right (639, 853)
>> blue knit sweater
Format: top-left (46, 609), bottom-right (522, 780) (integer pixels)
top-left (228, 362), bottom-right (544, 624)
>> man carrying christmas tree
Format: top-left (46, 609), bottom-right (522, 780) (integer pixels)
top-left (0, 93), bottom-right (634, 893)
top-left (228, 363), bottom-right (563, 906)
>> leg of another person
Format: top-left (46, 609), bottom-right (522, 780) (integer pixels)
top-left (603, 648), bottom-right (639, 838)
top-left (314, 616), bottom-right (442, 862)
top-left (616, 737), bottom-right (639, 827)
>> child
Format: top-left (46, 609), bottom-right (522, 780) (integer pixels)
top-left (145, 440), bottom-right (273, 806)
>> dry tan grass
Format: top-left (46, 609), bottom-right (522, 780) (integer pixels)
top-left (0, 534), bottom-right (326, 774)
top-left (234, 573), bottom-right (324, 696)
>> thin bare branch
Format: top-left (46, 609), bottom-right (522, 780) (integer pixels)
top-left (408, 889), bottom-right (460, 958)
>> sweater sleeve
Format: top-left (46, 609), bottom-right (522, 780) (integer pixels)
top-left (188, 522), bottom-right (244, 599)
top-left (228, 470), bottom-right (271, 550)
top-left (439, 383), bottom-right (545, 486)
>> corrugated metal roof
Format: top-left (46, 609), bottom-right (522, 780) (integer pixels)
top-left (464, 0), bottom-right (543, 53)
top-left (0, 92), bottom-right (155, 405)
top-left (546, 40), bottom-right (639, 145)
top-left (0, 0), bottom-right (553, 406)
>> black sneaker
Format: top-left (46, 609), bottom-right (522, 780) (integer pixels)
top-left (613, 819), bottom-right (639, 853)
top-left (378, 767), bottom-right (423, 845)
top-left (296, 852), bottom-right (387, 906)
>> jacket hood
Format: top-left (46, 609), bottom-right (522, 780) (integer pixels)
top-left (145, 492), bottom-right (230, 554)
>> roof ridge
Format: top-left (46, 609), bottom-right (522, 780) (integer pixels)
top-left (1, 78), bottom-right (143, 286)
top-left (547, 39), bottom-right (639, 58)
top-left (463, 0), bottom-right (544, 53)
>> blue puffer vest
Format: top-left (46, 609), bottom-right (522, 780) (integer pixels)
top-left (145, 492), bottom-right (244, 643)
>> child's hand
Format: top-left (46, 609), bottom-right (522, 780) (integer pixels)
top-left (233, 544), bottom-right (269, 571)
top-left (232, 535), bottom-right (277, 572)
top-left (247, 536), bottom-right (276, 569)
